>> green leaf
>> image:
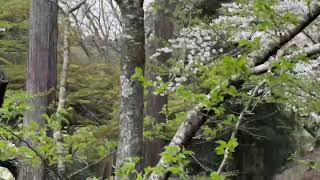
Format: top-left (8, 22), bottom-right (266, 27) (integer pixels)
top-left (210, 172), bottom-right (225, 180)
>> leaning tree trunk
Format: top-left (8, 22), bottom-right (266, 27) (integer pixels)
top-left (144, 0), bottom-right (175, 167)
top-left (18, 0), bottom-right (58, 179)
top-left (114, 0), bottom-right (145, 178)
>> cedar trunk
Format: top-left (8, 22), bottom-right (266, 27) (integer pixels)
top-left (18, 0), bottom-right (58, 179)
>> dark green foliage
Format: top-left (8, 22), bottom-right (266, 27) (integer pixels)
top-left (67, 63), bottom-right (120, 127)
top-left (3, 63), bottom-right (120, 129)
top-left (0, 0), bottom-right (29, 65)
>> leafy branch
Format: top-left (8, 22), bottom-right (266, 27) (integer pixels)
top-left (0, 124), bottom-right (63, 180)
top-left (217, 80), bottom-right (266, 175)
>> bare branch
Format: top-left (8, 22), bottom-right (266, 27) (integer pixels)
top-left (70, 12), bottom-right (93, 57)
top-left (67, 150), bottom-right (117, 179)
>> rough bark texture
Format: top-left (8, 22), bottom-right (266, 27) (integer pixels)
top-left (18, 0), bottom-right (58, 179)
top-left (115, 0), bottom-right (145, 178)
top-left (249, 2), bottom-right (320, 67)
top-left (149, 2), bottom-right (320, 180)
top-left (144, 0), bottom-right (175, 167)
top-left (252, 43), bottom-right (320, 74)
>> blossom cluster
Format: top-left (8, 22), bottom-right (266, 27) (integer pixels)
top-left (150, 0), bottom-right (320, 94)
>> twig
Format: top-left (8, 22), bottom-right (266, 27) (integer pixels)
top-left (0, 125), bottom-right (63, 180)
top-left (80, 103), bottom-right (103, 124)
top-left (67, 150), bottom-right (117, 179)
top-left (190, 154), bottom-right (212, 172)
top-left (288, 79), bottom-right (320, 100)
top-left (217, 80), bottom-right (266, 175)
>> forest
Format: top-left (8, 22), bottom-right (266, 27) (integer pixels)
top-left (0, 0), bottom-right (320, 179)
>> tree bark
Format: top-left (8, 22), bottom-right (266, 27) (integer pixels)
top-left (115, 0), bottom-right (145, 178)
top-left (55, 14), bottom-right (70, 179)
top-left (252, 43), bottom-right (320, 74)
top-left (18, 0), bottom-right (58, 179)
top-left (144, 0), bottom-right (175, 167)
top-left (55, 1), bottom-right (88, 177)
top-left (149, 2), bottom-right (320, 180)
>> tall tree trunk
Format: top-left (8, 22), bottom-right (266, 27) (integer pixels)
top-left (144, 0), bottom-right (175, 167)
top-left (55, 1), bottom-right (88, 177)
top-left (114, 0), bottom-right (145, 178)
top-left (55, 14), bottom-right (70, 178)
top-left (18, 0), bottom-right (58, 179)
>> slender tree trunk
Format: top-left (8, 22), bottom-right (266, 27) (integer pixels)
top-left (114, 0), bottom-right (145, 178)
top-left (54, 14), bottom-right (70, 178)
top-left (18, 0), bottom-right (58, 179)
top-left (55, 0), bottom-right (88, 176)
top-left (144, 0), bottom-right (175, 167)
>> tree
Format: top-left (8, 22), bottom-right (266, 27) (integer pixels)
top-left (55, 0), bottom-right (88, 177)
top-left (114, 0), bottom-right (145, 177)
top-left (18, 0), bottom-right (58, 179)
top-left (148, 1), bottom-right (320, 179)
top-left (144, 0), bottom-right (175, 167)
top-left (0, 0), bottom-right (319, 179)
top-left (144, 0), bottom-right (237, 167)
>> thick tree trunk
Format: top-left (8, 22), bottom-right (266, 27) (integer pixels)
top-left (115, 0), bottom-right (145, 178)
top-left (18, 0), bottom-right (58, 179)
top-left (144, 0), bottom-right (175, 167)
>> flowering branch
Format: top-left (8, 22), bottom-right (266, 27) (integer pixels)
top-left (149, 2), bottom-right (320, 180)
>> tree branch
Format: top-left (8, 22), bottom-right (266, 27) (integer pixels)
top-left (217, 80), bottom-right (266, 174)
top-left (251, 43), bottom-right (320, 74)
top-left (249, 2), bottom-right (320, 67)
top-left (0, 125), bottom-right (63, 180)
top-left (67, 150), bottom-right (117, 179)
top-left (149, 2), bottom-right (320, 180)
